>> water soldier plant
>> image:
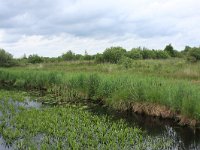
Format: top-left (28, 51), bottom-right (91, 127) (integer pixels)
top-left (0, 90), bottom-right (173, 149)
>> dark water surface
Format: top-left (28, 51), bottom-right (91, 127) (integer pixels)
top-left (0, 99), bottom-right (199, 150)
top-left (88, 105), bottom-right (200, 150)
top-left (127, 113), bottom-right (200, 150)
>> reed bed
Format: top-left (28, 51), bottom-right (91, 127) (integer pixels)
top-left (0, 68), bottom-right (200, 120)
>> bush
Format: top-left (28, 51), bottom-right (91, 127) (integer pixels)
top-left (62, 50), bottom-right (75, 61)
top-left (141, 49), bottom-right (157, 59)
top-left (28, 54), bottom-right (43, 64)
top-left (102, 47), bottom-right (126, 63)
top-left (164, 44), bottom-right (175, 57)
top-left (83, 51), bottom-right (94, 61)
top-left (155, 50), bottom-right (170, 59)
top-left (0, 49), bottom-right (16, 67)
top-left (118, 56), bottom-right (133, 69)
top-left (95, 53), bottom-right (104, 63)
top-left (187, 47), bottom-right (200, 62)
top-left (126, 48), bottom-right (142, 59)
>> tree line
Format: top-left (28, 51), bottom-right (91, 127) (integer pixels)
top-left (0, 44), bottom-right (200, 67)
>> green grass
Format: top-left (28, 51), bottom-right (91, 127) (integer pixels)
top-left (65, 73), bottom-right (200, 119)
top-left (13, 59), bottom-right (200, 80)
top-left (0, 62), bottom-right (200, 120)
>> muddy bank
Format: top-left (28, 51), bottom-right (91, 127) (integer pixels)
top-left (85, 101), bottom-right (200, 150)
top-left (1, 84), bottom-right (199, 127)
top-left (55, 97), bottom-right (200, 128)
top-left (131, 102), bottom-right (200, 127)
top-left (41, 94), bottom-right (200, 128)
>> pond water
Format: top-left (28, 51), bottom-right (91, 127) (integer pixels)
top-left (0, 137), bottom-right (7, 150)
top-left (0, 99), bottom-right (199, 150)
top-left (17, 98), bottom-right (42, 109)
top-left (0, 98), bottom-right (41, 150)
top-left (126, 113), bottom-right (200, 150)
top-left (88, 105), bottom-right (200, 150)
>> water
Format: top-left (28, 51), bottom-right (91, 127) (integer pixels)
top-left (0, 137), bottom-right (7, 150)
top-left (87, 105), bottom-right (200, 150)
top-left (125, 113), bottom-right (200, 150)
top-left (0, 104), bottom-right (10, 149)
top-left (17, 98), bottom-right (42, 109)
top-left (0, 99), bottom-right (199, 149)
top-left (0, 98), bottom-right (41, 150)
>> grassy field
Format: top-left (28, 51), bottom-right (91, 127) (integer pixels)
top-left (17, 58), bottom-right (200, 80)
top-left (0, 59), bottom-right (200, 121)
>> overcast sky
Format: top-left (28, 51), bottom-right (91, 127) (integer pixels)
top-left (0, 0), bottom-right (200, 57)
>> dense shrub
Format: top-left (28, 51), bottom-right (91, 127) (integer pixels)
top-left (164, 44), bottom-right (175, 57)
top-left (118, 56), bottom-right (133, 68)
top-left (183, 46), bottom-right (191, 53)
top-left (28, 54), bottom-right (44, 64)
top-left (126, 48), bottom-right (143, 59)
top-left (61, 50), bottom-right (93, 61)
top-left (95, 53), bottom-right (104, 63)
top-left (0, 49), bottom-right (16, 67)
top-left (62, 50), bottom-right (76, 61)
top-left (127, 48), bottom-right (169, 60)
top-left (102, 47), bottom-right (126, 63)
top-left (155, 50), bottom-right (170, 59)
top-left (141, 49), bottom-right (156, 59)
top-left (187, 47), bottom-right (200, 62)
top-left (83, 51), bottom-right (94, 61)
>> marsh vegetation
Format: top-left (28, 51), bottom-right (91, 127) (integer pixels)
top-left (0, 46), bottom-right (200, 149)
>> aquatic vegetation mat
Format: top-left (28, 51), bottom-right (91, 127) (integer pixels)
top-left (0, 90), bottom-right (173, 149)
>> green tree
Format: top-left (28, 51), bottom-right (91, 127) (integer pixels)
top-left (184, 46), bottom-right (191, 53)
top-left (126, 48), bottom-right (142, 60)
top-left (155, 50), bottom-right (170, 59)
top-left (164, 44), bottom-right (175, 57)
top-left (83, 50), bottom-right (93, 60)
top-left (187, 47), bottom-right (200, 62)
top-left (75, 54), bottom-right (82, 60)
top-left (62, 50), bottom-right (75, 61)
top-left (141, 48), bottom-right (157, 59)
top-left (95, 53), bottom-right (104, 63)
top-left (118, 56), bottom-right (132, 69)
top-left (0, 49), bottom-right (16, 67)
top-left (28, 54), bottom-right (43, 64)
top-left (102, 46), bottom-right (126, 63)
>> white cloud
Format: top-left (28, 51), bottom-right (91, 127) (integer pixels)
top-left (0, 0), bottom-right (200, 57)
top-left (0, 30), bottom-right (5, 42)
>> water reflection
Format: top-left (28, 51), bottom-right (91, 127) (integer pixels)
top-left (18, 98), bottom-right (41, 109)
top-left (0, 98), bottom-right (41, 150)
top-left (0, 98), bottom-right (199, 150)
top-left (87, 105), bottom-right (200, 150)
top-left (125, 113), bottom-right (200, 150)
top-left (0, 136), bottom-right (11, 150)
